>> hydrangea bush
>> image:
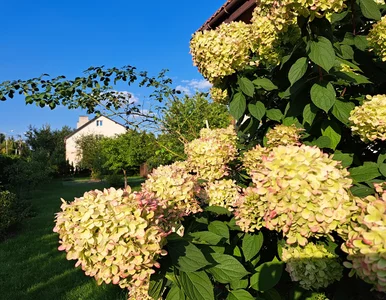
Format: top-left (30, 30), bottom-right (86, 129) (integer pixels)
top-left (54, 0), bottom-right (386, 299)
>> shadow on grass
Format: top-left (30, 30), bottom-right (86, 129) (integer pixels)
top-left (0, 178), bottom-right (143, 300)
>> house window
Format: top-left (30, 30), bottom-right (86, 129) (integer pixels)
top-left (96, 120), bottom-right (103, 126)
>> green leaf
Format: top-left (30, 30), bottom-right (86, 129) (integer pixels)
top-left (227, 290), bottom-right (256, 300)
top-left (230, 92), bottom-right (246, 120)
top-left (248, 101), bottom-right (266, 121)
top-left (288, 57), bottom-right (308, 86)
top-left (168, 240), bottom-right (210, 272)
top-left (266, 109), bottom-right (283, 122)
top-left (190, 231), bottom-right (224, 245)
top-left (303, 103), bottom-right (318, 126)
top-left (309, 36), bottom-right (336, 72)
top-left (350, 162), bottom-right (381, 182)
top-left (321, 120), bottom-right (341, 150)
top-left (250, 259), bottom-right (284, 291)
top-left (336, 71), bottom-right (371, 85)
top-left (354, 36), bottom-right (368, 51)
top-left (238, 77), bottom-right (255, 97)
top-left (166, 285), bottom-right (186, 300)
top-left (263, 288), bottom-right (282, 300)
top-left (208, 221), bottom-right (230, 241)
top-left (179, 271), bottom-right (214, 300)
top-left (340, 44), bottom-right (354, 60)
top-left (208, 253), bottom-right (250, 284)
top-left (379, 164), bottom-right (386, 177)
top-left (312, 136), bottom-right (331, 149)
top-left (242, 232), bottom-right (264, 262)
top-left (253, 78), bottom-right (278, 91)
top-left (230, 279), bottom-right (249, 290)
top-left (333, 151), bottom-right (354, 168)
top-left (332, 100), bottom-right (355, 125)
top-left (351, 184), bottom-right (375, 197)
top-left (359, 0), bottom-right (381, 20)
top-left (310, 82), bottom-right (336, 112)
top-left (377, 153), bottom-right (386, 165)
top-left (148, 275), bottom-right (166, 299)
top-left (205, 206), bottom-right (231, 216)
top-left (331, 10), bottom-right (348, 23)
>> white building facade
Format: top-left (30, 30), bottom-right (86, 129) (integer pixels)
top-left (65, 116), bottom-right (126, 166)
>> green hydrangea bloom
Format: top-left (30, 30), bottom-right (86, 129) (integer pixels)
top-left (349, 94), bottom-right (386, 142)
top-left (205, 179), bottom-right (240, 211)
top-left (210, 86), bottom-right (229, 105)
top-left (368, 16), bottom-right (386, 62)
top-left (237, 145), bottom-right (356, 246)
top-left (282, 242), bottom-right (343, 290)
top-left (266, 124), bottom-right (303, 148)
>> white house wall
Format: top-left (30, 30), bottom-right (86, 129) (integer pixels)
top-left (65, 116), bottom-right (126, 166)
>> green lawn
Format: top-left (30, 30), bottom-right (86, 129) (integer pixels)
top-left (0, 177), bottom-right (145, 300)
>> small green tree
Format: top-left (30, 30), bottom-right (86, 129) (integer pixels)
top-left (102, 131), bottom-right (157, 187)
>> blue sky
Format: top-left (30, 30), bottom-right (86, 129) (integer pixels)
top-left (0, 0), bottom-right (224, 137)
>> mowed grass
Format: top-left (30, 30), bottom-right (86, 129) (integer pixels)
top-left (0, 177), bottom-right (145, 300)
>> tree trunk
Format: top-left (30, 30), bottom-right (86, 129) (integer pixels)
top-left (123, 169), bottom-right (127, 189)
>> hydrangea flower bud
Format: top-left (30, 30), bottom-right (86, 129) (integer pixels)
top-left (236, 145), bottom-right (356, 245)
top-left (53, 187), bottom-right (168, 298)
top-left (368, 16), bottom-right (386, 62)
top-left (282, 242), bottom-right (343, 290)
top-left (185, 126), bottom-right (237, 182)
top-left (210, 86), bottom-right (229, 105)
top-left (341, 184), bottom-right (386, 292)
top-left (265, 124), bottom-right (303, 148)
top-left (349, 94), bottom-right (386, 142)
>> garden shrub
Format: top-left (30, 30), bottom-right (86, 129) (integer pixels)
top-left (105, 173), bottom-right (124, 188)
top-left (53, 0), bottom-right (386, 298)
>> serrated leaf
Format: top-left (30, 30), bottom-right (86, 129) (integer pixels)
top-left (179, 271), bottom-right (214, 300)
top-left (230, 279), bottom-right (249, 290)
top-left (242, 232), bottom-right (264, 262)
top-left (266, 109), bottom-right (283, 122)
top-left (303, 103), bottom-right (318, 125)
top-left (340, 44), bottom-right (354, 60)
top-left (359, 0), bottom-right (381, 20)
top-left (336, 71), bottom-right (371, 85)
top-left (208, 221), bottom-right (229, 241)
top-left (350, 162), bottom-right (381, 182)
top-left (321, 120), bottom-right (341, 150)
top-left (238, 77), bottom-right (255, 97)
top-left (309, 37), bottom-right (336, 72)
top-left (377, 153), bottom-right (386, 165)
top-left (190, 231), bottom-right (224, 245)
top-left (168, 240), bottom-right (210, 272)
top-left (288, 57), bottom-right (308, 86)
top-left (166, 285), bottom-right (186, 300)
top-left (253, 78), bottom-right (278, 91)
top-left (332, 100), bottom-right (355, 125)
top-left (310, 82), bottom-right (336, 112)
top-left (227, 290), bottom-right (255, 300)
top-left (148, 275), bottom-right (166, 299)
top-left (248, 101), bottom-right (266, 121)
top-left (208, 253), bottom-right (249, 283)
top-left (230, 92), bottom-right (246, 120)
top-left (354, 35), bottom-right (368, 51)
top-left (313, 136), bottom-right (331, 149)
top-left (333, 151), bottom-right (354, 168)
top-left (250, 259), bottom-right (284, 291)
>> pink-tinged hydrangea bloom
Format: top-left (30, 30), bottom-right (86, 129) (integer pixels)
top-left (341, 184), bottom-right (386, 292)
top-left (368, 16), bottom-right (386, 62)
top-left (282, 242), bottom-right (343, 290)
top-left (185, 126), bottom-right (238, 182)
top-left (265, 124), bottom-right (303, 148)
top-left (142, 161), bottom-right (202, 218)
top-left (205, 179), bottom-right (241, 211)
top-left (53, 187), bottom-right (168, 299)
top-left (236, 145), bottom-right (356, 246)
top-left (349, 94), bottom-right (386, 142)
